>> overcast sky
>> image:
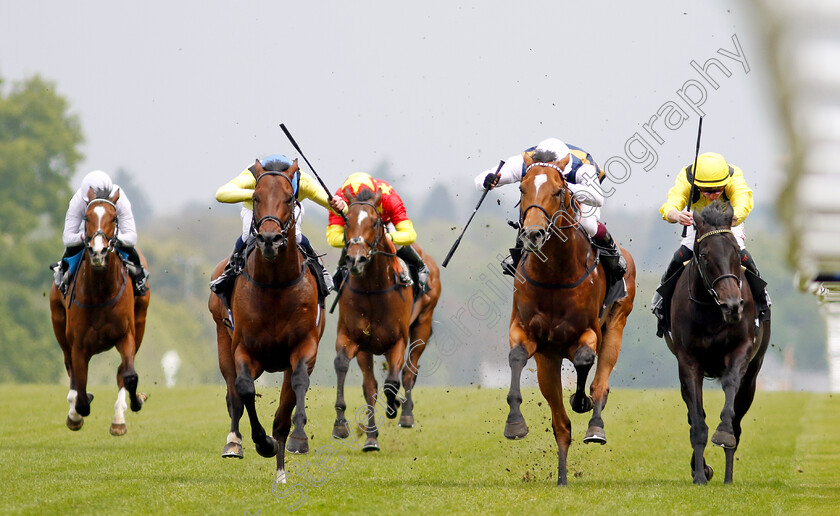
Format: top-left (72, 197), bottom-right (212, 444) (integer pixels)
top-left (1, 1), bottom-right (784, 220)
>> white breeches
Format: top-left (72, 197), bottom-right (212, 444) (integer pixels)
top-left (240, 205), bottom-right (304, 244)
top-left (680, 222), bottom-right (746, 250)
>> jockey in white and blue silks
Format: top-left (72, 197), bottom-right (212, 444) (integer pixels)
top-left (475, 137), bottom-right (626, 280)
top-left (54, 169), bottom-right (148, 295)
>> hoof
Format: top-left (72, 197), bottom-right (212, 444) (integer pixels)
top-left (705, 464), bottom-right (714, 481)
top-left (130, 392), bottom-right (148, 412)
top-left (109, 423), bottom-right (127, 436)
top-left (362, 438), bottom-right (380, 452)
top-left (66, 416), bottom-right (83, 431)
top-left (583, 426), bottom-right (606, 445)
top-left (255, 436), bottom-right (279, 458)
top-left (504, 420), bottom-right (529, 440)
top-left (711, 429), bottom-right (737, 449)
top-left (222, 442), bottom-right (244, 458)
top-left (332, 421), bottom-right (350, 439)
top-left (286, 435), bottom-right (309, 455)
top-left (569, 392), bottom-right (593, 414)
top-left (399, 415), bottom-right (415, 428)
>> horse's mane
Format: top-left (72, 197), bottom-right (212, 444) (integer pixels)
top-left (699, 199), bottom-right (734, 228)
top-left (532, 149), bottom-right (558, 163)
top-left (354, 188), bottom-right (376, 202)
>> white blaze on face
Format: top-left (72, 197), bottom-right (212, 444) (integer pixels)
top-left (356, 209), bottom-right (369, 226)
top-left (91, 205), bottom-right (108, 252)
top-left (533, 173), bottom-right (548, 195)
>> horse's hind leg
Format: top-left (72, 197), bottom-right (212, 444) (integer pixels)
top-left (585, 312), bottom-right (628, 444)
top-left (535, 353), bottom-right (572, 486)
top-left (570, 329), bottom-right (597, 414)
top-left (234, 354), bottom-right (277, 458)
top-left (505, 342), bottom-right (531, 440)
top-left (383, 341), bottom-right (407, 420)
top-left (273, 370), bottom-right (296, 484)
top-left (70, 347), bottom-right (92, 421)
top-left (286, 346), bottom-right (317, 455)
top-left (116, 334), bottom-right (146, 413)
top-left (401, 321), bottom-right (431, 428)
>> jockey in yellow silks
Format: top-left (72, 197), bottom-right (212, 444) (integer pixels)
top-left (651, 152), bottom-right (768, 333)
top-left (209, 154), bottom-right (347, 307)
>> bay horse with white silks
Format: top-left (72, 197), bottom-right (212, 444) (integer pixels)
top-left (49, 186), bottom-right (151, 435)
top-left (504, 151), bottom-right (636, 485)
top-left (331, 187), bottom-right (441, 452)
top-left (664, 200), bottom-right (770, 484)
top-left (208, 159), bottom-right (325, 484)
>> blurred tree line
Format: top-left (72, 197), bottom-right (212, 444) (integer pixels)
top-left (0, 72), bottom-right (830, 390)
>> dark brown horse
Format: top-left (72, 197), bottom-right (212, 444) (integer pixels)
top-left (665, 200), bottom-right (770, 484)
top-left (331, 187), bottom-right (441, 451)
top-left (208, 159), bottom-right (325, 484)
top-left (504, 152), bottom-right (636, 485)
top-left (49, 187), bottom-right (150, 435)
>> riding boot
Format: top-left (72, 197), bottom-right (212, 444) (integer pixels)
top-left (396, 244), bottom-right (430, 293)
top-left (740, 248), bottom-right (771, 312)
top-left (651, 245), bottom-right (693, 316)
top-left (333, 247), bottom-right (349, 292)
top-left (591, 228), bottom-right (627, 283)
top-left (51, 245), bottom-right (83, 295)
top-left (210, 240), bottom-right (246, 308)
top-left (502, 239), bottom-right (524, 277)
top-left (300, 237), bottom-right (333, 302)
top-left (120, 246), bottom-right (149, 296)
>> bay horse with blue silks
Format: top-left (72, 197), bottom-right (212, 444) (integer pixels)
top-left (664, 199), bottom-right (770, 484)
top-left (331, 187), bottom-right (441, 452)
top-left (49, 186), bottom-right (151, 436)
top-left (208, 159), bottom-right (325, 484)
top-left (505, 151), bottom-right (636, 485)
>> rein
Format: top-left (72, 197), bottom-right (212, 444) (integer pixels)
top-left (342, 200), bottom-right (404, 298)
top-left (69, 255), bottom-right (129, 309)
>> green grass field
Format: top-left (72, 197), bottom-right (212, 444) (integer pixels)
top-left (0, 384), bottom-right (837, 515)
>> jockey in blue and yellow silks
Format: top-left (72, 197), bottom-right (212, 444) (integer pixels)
top-left (651, 152), bottom-right (768, 334)
top-left (209, 154), bottom-right (347, 308)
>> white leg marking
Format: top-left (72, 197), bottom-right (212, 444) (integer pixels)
top-left (67, 389), bottom-right (82, 422)
top-left (275, 469), bottom-right (287, 484)
top-left (112, 387), bottom-right (127, 425)
top-left (227, 431), bottom-right (242, 445)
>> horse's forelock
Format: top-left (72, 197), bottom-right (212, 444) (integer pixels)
top-left (532, 149), bottom-right (558, 163)
top-left (90, 185), bottom-right (112, 201)
top-left (699, 200), bottom-right (734, 228)
top-left (355, 188), bottom-right (376, 202)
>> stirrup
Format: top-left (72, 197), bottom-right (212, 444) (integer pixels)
top-left (501, 256), bottom-right (515, 277)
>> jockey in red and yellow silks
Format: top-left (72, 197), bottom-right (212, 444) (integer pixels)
top-left (327, 172), bottom-right (429, 292)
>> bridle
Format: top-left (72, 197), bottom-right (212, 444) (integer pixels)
top-left (691, 228), bottom-right (742, 307)
top-left (84, 198), bottom-right (119, 256)
top-left (251, 171), bottom-right (298, 246)
top-left (519, 162), bottom-right (582, 239)
top-left (344, 200), bottom-right (396, 260)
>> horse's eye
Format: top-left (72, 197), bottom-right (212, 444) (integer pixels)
top-left (252, 195), bottom-right (260, 204)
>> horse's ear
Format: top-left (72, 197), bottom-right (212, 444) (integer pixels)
top-left (343, 185), bottom-right (356, 203)
top-left (522, 152), bottom-right (534, 167)
top-left (373, 188), bottom-right (383, 206)
top-left (86, 187), bottom-right (95, 202)
top-left (287, 159), bottom-right (300, 176)
top-left (253, 159), bottom-right (265, 178)
top-left (109, 188), bottom-right (121, 204)
top-left (558, 154), bottom-right (571, 170)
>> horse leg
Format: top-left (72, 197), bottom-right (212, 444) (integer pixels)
top-left (570, 329), bottom-right (597, 414)
top-left (333, 342), bottom-right (352, 439)
top-left (720, 344), bottom-right (766, 483)
top-left (357, 351), bottom-right (381, 452)
top-left (286, 346), bottom-right (317, 455)
top-left (109, 368), bottom-right (128, 436)
top-left (505, 343), bottom-right (531, 440)
top-left (401, 318), bottom-right (431, 428)
top-left (69, 347), bottom-right (92, 425)
top-left (585, 313), bottom-right (627, 444)
top-left (273, 370), bottom-right (296, 484)
top-left (678, 357), bottom-right (711, 484)
top-left (234, 352), bottom-right (277, 458)
top-left (115, 334), bottom-right (146, 413)
top-left (535, 353), bottom-right (571, 486)
top-left (217, 325), bottom-right (244, 458)
top-left (383, 342), bottom-right (406, 420)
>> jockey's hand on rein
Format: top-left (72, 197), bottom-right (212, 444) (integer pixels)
top-left (484, 172), bottom-right (500, 190)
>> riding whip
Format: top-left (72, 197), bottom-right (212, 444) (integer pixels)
top-left (442, 160), bottom-right (505, 268)
top-left (682, 116), bottom-right (704, 238)
top-left (280, 123), bottom-right (337, 201)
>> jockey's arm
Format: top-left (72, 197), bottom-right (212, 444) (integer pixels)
top-left (567, 164), bottom-right (604, 208)
top-left (298, 173), bottom-right (347, 216)
top-left (659, 169), bottom-right (692, 222)
top-left (62, 192), bottom-right (87, 247)
top-left (326, 190), bottom-right (348, 248)
top-left (727, 166), bottom-right (754, 225)
top-left (215, 169), bottom-right (256, 204)
top-left (114, 193), bottom-right (138, 247)
top-left (473, 154), bottom-right (526, 190)
top-left (388, 220), bottom-right (417, 246)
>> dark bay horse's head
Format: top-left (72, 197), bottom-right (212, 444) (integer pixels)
top-left (343, 187), bottom-right (384, 276)
top-left (251, 158), bottom-right (299, 261)
top-left (693, 200), bottom-right (743, 323)
top-left (518, 151), bottom-right (575, 253)
top-left (84, 186), bottom-right (120, 269)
